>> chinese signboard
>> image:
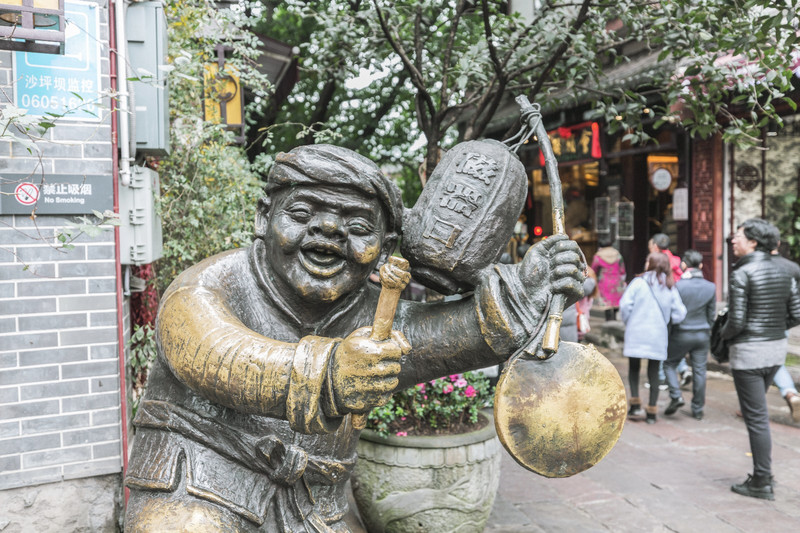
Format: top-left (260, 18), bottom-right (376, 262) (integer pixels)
top-left (13, 0), bottom-right (101, 121)
top-left (0, 174), bottom-right (112, 215)
top-left (538, 122), bottom-right (602, 166)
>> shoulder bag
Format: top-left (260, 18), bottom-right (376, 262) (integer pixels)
top-left (710, 309), bottom-right (729, 363)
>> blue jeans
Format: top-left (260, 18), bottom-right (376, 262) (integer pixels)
top-left (732, 366), bottom-right (780, 479)
top-left (665, 330), bottom-right (709, 415)
top-left (773, 365), bottom-right (798, 398)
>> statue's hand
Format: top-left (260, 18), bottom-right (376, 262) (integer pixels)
top-left (330, 326), bottom-right (411, 414)
top-left (519, 234), bottom-right (585, 308)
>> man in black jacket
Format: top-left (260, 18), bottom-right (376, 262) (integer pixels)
top-left (722, 218), bottom-right (800, 501)
top-left (664, 250), bottom-right (716, 420)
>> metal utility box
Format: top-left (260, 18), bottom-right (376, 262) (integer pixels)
top-left (119, 166), bottom-right (163, 265)
top-left (127, 1), bottom-right (170, 156)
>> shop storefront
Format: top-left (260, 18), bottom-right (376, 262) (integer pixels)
top-left (519, 121), bottom-right (689, 279)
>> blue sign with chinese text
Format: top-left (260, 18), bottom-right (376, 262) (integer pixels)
top-left (13, 1), bottom-right (102, 122)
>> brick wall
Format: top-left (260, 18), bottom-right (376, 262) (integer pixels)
top-left (0, 2), bottom-right (125, 492)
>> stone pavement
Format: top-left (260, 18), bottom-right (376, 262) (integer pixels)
top-left (484, 344), bottom-right (800, 532)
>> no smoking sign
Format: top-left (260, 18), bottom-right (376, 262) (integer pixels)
top-left (15, 182), bottom-right (39, 206)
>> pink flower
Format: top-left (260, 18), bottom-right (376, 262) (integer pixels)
top-left (423, 395), bottom-right (427, 400)
top-left (400, 416), bottom-right (406, 421)
top-left (464, 385), bottom-right (476, 398)
top-left (449, 374), bottom-right (461, 382)
top-left (454, 378), bottom-right (468, 388)
top-left (396, 431), bottom-right (407, 437)
top-left (417, 383), bottom-right (426, 393)
top-left (443, 384), bottom-right (454, 394)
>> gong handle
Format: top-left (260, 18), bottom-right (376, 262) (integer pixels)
top-left (516, 95), bottom-right (566, 357)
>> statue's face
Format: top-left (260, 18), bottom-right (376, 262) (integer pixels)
top-left (264, 185), bottom-right (388, 303)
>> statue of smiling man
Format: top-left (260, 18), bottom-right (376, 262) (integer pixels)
top-left (124, 144), bottom-right (585, 532)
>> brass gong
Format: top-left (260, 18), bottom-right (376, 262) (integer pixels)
top-left (494, 97), bottom-right (627, 477)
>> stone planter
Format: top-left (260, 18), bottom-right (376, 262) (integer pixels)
top-left (351, 415), bottom-right (501, 533)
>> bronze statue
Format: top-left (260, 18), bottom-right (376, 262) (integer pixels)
top-left (124, 143), bottom-right (586, 532)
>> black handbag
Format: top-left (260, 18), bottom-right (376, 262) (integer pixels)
top-left (710, 309), bottom-right (729, 363)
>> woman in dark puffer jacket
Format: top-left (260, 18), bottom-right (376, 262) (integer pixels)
top-left (722, 218), bottom-right (800, 501)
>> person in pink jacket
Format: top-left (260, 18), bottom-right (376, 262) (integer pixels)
top-left (591, 237), bottom-right (627, 320)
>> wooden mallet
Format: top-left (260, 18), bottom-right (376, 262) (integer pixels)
top-left (352, 256), bottom-right (411, 430)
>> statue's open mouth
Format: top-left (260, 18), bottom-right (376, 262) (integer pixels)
top-left (300, 241), bottom-right (345, 278)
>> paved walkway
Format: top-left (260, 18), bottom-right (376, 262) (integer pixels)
top-left (485, 345), bottom-right (800, 532)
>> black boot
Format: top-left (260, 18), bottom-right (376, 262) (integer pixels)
top-left (664, 396), bottom-right (685, 416)
top-left (731, 474), bottom-right (774, 501)
top-left (628, 397), bottom-right (644, 418)
top-left (645, 405), bottom-right (657, 424)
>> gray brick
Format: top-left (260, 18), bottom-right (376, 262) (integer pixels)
top-left (0, 420), bottom-right (19, 438)
top-left (18, 313), bottom-right (87, 331)
top-left (17, 279), bottom-right (86, 297)
top-left (89, 278), bottom-right (116, 293)
top-left (62, 228), bottom-right (116, 245)
top-left (63, 425), bottom-right (119, 446)
top-left (0, 352), bottom-right (16, 368)
top-left (0, 466), bottom-right (61, 490)
top-left (50, 124), bottom-right (111, 142)
top-left (59, 294), bottom-right (115, 312)
top-left (90, 311), bottom-right (117, 327)
top-left (83, 143), bottom-right (112, 159)
top-left (61, 392), bottom-right (118, 413)
top-left (0, 455), bottom-right (20, 472)
top-left (19, 346), bottom-right (87, 366)
top-left (92, 441), bottom-right (120, 459)
top-left (0, 263), bottom-right (56, 280)
top-left (90, 344), bottom-right (118, 360)
top-left (0, 283), bottom-right (13, 298)
top-left (62, 360), bottom-right (118, 379)
top-left (23, 445), bottom-right (92, 468)
top-left (0, 331), bottom-right (58, 351)
top-left (50, 159), bottom-right (113, 175)
top-left (61, 327), bottom-right (117, 346)
top-left (0, 399), bottom-right (59, 419)
top-left (14, 245), bottom-right (86, 262)
top-left (0, 432), bottom-right (60, 454)
top-left (21, 413), bottom-right (90, 435)
top-left (38, 141), bottom-right (86, 158)
top-left (20, 379), bottom-right (88, 401)
top-left (0, 297), bottom-right (56, 316)
top-left (0, 366), bottom-right (59, 386)
top-left (63, 457), bottom-right (120, 480)
top-left (87, 245), bottom-right (115, 260)
top-left (13, 215), bottom-right (72, 228)
top-left (0, 317), bottom-right (14, 334)
top-left (58, 262), bottom-right (115, 277)
top-left (91, 408), bottom-right (120, 427)
top-left (91, 375), bottom-right (118, 394)
top-left (0, 386), bottom-right (19, 404)
top-left (0, 228), bottom-right (55, 245)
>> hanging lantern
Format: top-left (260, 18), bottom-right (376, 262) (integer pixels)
top-left (203, 44), bottom-right (245, 144)
top-left (0, 0), bottom-right (65, 54)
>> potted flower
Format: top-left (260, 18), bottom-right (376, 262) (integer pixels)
top-left (351, 371), bottom-right (501, 533)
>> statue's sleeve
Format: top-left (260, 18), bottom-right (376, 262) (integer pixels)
top-left (156, 285), bottom-right (343, 434)
top-left (395, 264), bottom-right (547, 388)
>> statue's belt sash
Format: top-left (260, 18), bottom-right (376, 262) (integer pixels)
top-left (126, 400), bottom-right (355, 530)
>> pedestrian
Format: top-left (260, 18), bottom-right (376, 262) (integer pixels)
top-left (648, 233), bottom-right (683, 280)
top-left (663, 250), bottom-right (716, 420)
top-left (562, 274), bottom-right (598, 343)
top-left (576, 266), bottom-right (598, 341)
top-left (620, 252), bottom-right (687, 424)
top-left (770, 242), bottom-right (800, 422)
top-left (722, 218), bottom-right (800, 501)
top-left (591, 236), bottom-right (626, 320)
